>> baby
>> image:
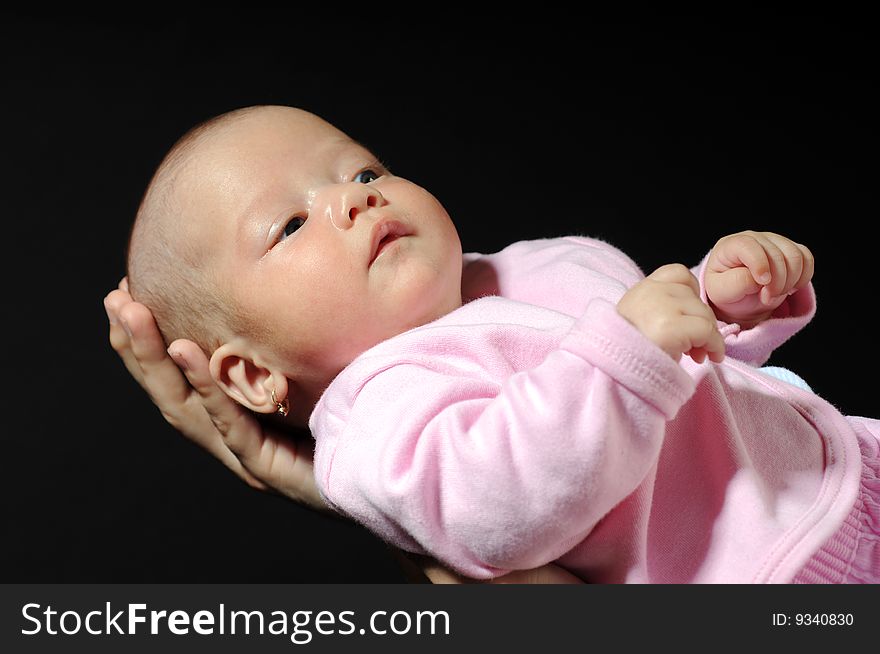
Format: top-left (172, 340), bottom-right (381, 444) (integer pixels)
top-left (126, 105), bottom-right (879, 583)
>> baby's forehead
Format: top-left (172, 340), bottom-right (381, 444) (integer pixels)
top-left (208, 107), bottom-right (348, 153)
top-left (185, 108), bottom-right (356, 183)
top-left (172, 107), bottom-right (362, 231)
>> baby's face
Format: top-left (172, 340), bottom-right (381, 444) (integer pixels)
top-left (184, 106), bottom-right (462, 398)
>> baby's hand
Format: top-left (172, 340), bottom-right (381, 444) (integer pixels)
top-left (705, 231), bottom-right (814, 329)
top-left (617, 264), bottom-right (725, 364)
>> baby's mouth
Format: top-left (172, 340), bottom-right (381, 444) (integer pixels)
top-left (369, 220), bottom-right (410, 266)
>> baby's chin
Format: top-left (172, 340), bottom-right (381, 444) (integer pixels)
top-left (378, 242), bottom-right (462, 321)
top-left (386, 273), bottom-right (462, 333)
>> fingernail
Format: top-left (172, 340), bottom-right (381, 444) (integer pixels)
top-left (103, 300), bottom-right (118, 325)
top-left (759, 273), bottom-right (771, 285)
top-left (168, 347), bottom-right (188, 371)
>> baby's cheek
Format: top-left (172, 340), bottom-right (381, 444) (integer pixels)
top-left (394, 178), bottom-right (451, 218)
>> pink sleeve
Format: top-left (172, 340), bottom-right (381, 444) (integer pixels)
top-left (691, 253), bottom-right (817, 367)
top-left (313, 299), bottom-right (696, 579)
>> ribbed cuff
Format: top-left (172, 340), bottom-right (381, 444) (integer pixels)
top-left (559, 298), bottom-right (697, 421)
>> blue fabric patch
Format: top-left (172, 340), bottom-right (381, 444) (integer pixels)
top-left (759, 366), bottom-right (813, 393)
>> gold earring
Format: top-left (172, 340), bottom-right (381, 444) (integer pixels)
top-left (271, 388), bottom-right (289, 417)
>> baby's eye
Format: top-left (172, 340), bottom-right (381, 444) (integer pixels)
top-left (354, 169), bottom-right (380, 184)
top-left (279, 215), bottom-right (306, 242)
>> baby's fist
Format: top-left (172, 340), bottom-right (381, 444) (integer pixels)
top-left (617, 264), bottom-right (725, 364)
top-left (705, 231), bottom-right (814, 329)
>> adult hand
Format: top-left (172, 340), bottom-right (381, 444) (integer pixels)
top-left (409, 554), bottom-right (585, 584)
top-left (104, 277), bottom-right (323, 509)
top-left (105, 278), bottom-right (586, 584)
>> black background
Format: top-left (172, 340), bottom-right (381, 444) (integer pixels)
top-left (1, 12), bottom-right (875, 582)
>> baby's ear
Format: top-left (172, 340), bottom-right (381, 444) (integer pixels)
top-left (209, 343), bottom-right (288, 414)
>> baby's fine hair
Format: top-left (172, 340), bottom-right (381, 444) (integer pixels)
top-left (126, 107), bottom-right (268, 354)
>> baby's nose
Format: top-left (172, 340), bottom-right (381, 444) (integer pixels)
top-left (326, 183), bottom-right (385, 230)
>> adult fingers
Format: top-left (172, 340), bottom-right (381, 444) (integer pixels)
top-left (166, 339), bottom-right (251, 440)
top-left (116, 300), bottom-right (192, 408)
top-left (106, 289), bottom-right (269, 490)
top-left (166, 339), bottom-right (272, 491)
top-left (490, 564), bottom-right (586, 584)
top-left (168, 338), bottom-right (323, 505)
top-left (267, 435), bottom-right (326, 510)
top-left (105, 288), bottom-right (146, 387)
top-left (418, 558), bottom-right (585, 584)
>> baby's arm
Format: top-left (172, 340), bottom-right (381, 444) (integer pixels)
top-left (312, 298), bottom-right (696, 580)
top-left (691, 231), bottom-right (816, 366)
top-left (469, 235), bottom-right (813, 367)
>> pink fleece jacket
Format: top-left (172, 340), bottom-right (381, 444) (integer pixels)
top-left (310, 236), bottom-right (865, 583)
